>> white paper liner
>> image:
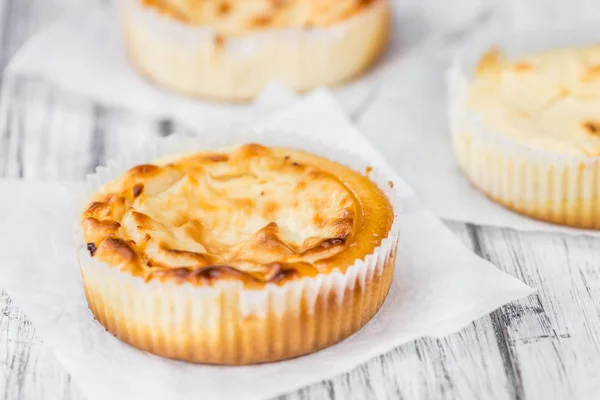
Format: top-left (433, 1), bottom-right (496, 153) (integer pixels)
top-left (73, 130), bottom-right (402, 364)
top-left (447, 26), bottom-right (600, 229)
top-left (117, 0), bottom-right (389, 101)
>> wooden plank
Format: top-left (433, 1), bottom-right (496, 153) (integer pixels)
top-left (1, 291), bottom-right (82, 400)
top-left (470, 225), bottom-right (600, 400)
top-left (6, 79), bottom-right (163, 180)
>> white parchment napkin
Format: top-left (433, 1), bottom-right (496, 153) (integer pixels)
top-left (0, 91), bottom-right (532, 400)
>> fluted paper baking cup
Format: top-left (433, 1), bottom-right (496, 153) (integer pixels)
top-left (117, 0), bottom-right (390, 101)
top-left (73, 130), bottom-right (401, 364)
top-left (448, 27), bottom-right (600, 229)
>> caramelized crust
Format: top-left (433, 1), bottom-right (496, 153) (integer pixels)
top-left (141, 0), bottom-right (378, 36)
top-left (81, 144), bottom-right (394, 287)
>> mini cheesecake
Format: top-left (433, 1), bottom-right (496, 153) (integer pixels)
top-left (450, 45), bottom-right (600, 229)
top-left (78, 143), bottom-right (400, 364)
top-left (118, 0), bottom-right (391, 101)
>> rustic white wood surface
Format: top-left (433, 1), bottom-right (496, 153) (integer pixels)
top-left (2, 0), bottom-right (600, 399)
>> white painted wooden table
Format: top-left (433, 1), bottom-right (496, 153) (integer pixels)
top-left (2, 1), bottom-right (600, 399)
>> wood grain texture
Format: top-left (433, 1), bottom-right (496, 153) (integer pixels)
top-left (1, 1), bottom-right (600, 400)
top-left (471, 227), bottom-right (600, 400)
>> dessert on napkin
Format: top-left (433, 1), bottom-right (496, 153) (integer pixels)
top-left (0, 92), bottom-right (533, 400)
top-left (118, 0), bottom-right (390, 101)
top-left (77, 139), bottom-right (400, 364)
top-left (450, 44), bottom-right (600, 229)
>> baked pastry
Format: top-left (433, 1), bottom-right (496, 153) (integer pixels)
top-left (449, 45), bottom-right (600, 229)
top-left (117, 0), bottom-right (390, 101)
top-left (78, 143), bottom-right (399, 364)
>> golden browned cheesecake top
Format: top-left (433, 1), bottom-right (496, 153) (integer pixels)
top-left (81, 144), bottom-right (394, 288)
top-left (467, 45), bottom-right (600, 156)
top-left (140, 0), bottom-right (379, 36)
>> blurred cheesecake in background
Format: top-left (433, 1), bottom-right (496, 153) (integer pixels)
top-left (118, 0), bottom-right (390, 102)
top-left (450, 44), bottom-right (600, 229)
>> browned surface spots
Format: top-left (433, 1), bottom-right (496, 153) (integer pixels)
top-left (81, 144), bottom-right (394, 287)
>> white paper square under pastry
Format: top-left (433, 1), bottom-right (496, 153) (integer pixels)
top-left (0, 91), bottom-right (532, 400)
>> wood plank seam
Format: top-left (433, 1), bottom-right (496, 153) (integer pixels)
top-left (87, 105), bottom-right (107, 174)
top-left (466, 223), bottom-right (525, 400)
